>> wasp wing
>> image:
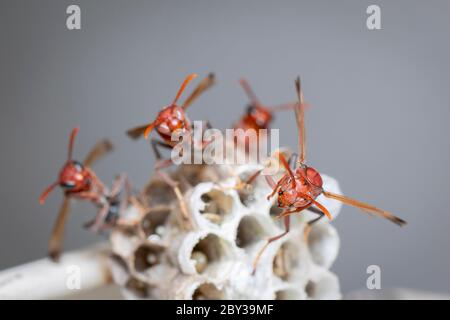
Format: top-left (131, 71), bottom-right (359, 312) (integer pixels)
top-left (83, 139), bottom-right (113, 167)
top-left (48, 197), bottom-right (71, 261)
top-left (182, 73), bottom-right (215, 110)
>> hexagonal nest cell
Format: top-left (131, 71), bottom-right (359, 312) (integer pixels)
top-left (306, 223), bottom-right (339, 269)
top-left (269, 203), bottom-right (283, 218)
top-left (109, 161), bottom-right (343, 300)
top-left (143, 179), bottom-right (176, 206)
top-left (236, 172), bottom-right (260, 207)
top-left (192, 283), bottom-right (225, 300)
top-left (275, 288), bottom-right (303, 300)
top-left (139, 207), bottom-right (171, 238)
top-left (236, 215), bottom-right (267, 250)
top-left (190, 234), bottom-right (232, 274)
top-left (305, 273), bottom-right (340, 300)
top-left (125, 277), bottom-right (151, 298)
top-left (133, 244), bottom-right (165, 273)
top-left (175, 164), bottom-right (220, 190)
top-left (272, 242), bottom-right (300, 280)
top-left (199, 189), bottom-right (233, 224)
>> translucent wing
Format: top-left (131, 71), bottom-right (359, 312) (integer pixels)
top-left (48, 197), bottom-right (71, 261)
top-left (182, 73), bottom-right (215, 110)
top-left (126, 124), bottom-right (150, 140)
top-left (83, 139), bottom-right (113, 167)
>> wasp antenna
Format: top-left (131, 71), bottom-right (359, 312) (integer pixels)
top-left (143, 122), bottom-right (156, 140)
top-left (39, 181), bottom-right (59, 204)
top-left (239, 78), bottom-right (260, 106)
top-left (68, 127), bottom-right (79, 160)
top-left (182, 73), bottom-right (216, 110)
top-left (172, 73), bottom-right (198, 106)
top-left (322, 191), bottom-right (406, 226)
top-left (294, 77), bottom-right (306, 164)
top-left (276, 151), bottom-right (296, 188)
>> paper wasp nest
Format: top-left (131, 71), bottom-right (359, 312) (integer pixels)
top-left (108, 155), bottom-right (343, 300)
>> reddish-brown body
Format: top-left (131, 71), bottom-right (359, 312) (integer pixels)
top-left (57, 160), bottom-right (93, 195)
top-left (250, 77), bottom-right (406, 274)
top-left (233, 79), bottom-right (296, 154)
top-left (40, 127), bottom-right (118, 260)
top-left (126, 73), bottom-right (215, 221)
top-left (39, 127), bottom-right (106, 205)
top-left (127, 73), bottom-right (214, 146)
top-left (233, 105), bottom-right (273, 133)
top-left (152, 105), bottom-right (191, 147)
top-left (39, 127), bottom-right (118, 210)
top-left (275, 166), bottom-right (323, 209)
top-left (234, 78), bottom-right (297, 133)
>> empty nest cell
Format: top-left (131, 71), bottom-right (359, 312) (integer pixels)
top-left (236, 215), bottom-right (267, 249)
top-left (175, 164), bottom-right (220, 190)
top-left (192, 283), bottom-right (225, 300)
top-left (306, 223), bottom-right (339, 269)
top-left (274, 288), bottom-right (303, 300)
top-left (125, 277), bottom-right (152, 299)
top-left (270, 203), bottom-right (283, 219)
top-left (305, 273), bottom-right (340, 300)
top-left (144, 179), bottom-right (176, 206)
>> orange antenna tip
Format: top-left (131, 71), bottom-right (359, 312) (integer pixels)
top-left (67, 127), bottom-right (80, 160)
top-left (39, 182), bottom-right (58, 205)
top-left (143, 123), bottom-right (154, 139)
top-left (172, 73), bottom-right (198, 105)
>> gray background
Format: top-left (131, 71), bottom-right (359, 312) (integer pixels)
top-left (1, 0), bottom-right (449, 295)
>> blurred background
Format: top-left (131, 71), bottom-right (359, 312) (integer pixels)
top-left (1, 0), bottom-right (449, 295)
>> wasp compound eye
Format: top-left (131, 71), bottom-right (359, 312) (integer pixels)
top-left (246, 105), bottom-right (256, 114)
top-left (60, 181), bottom-right (75, 189)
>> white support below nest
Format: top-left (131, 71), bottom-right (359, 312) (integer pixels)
top-left (0, 243), bottom-right (111, 300)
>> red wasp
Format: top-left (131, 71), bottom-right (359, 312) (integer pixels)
top-left (232, 78), bottom-right (299, 156)
top-left (234, 78), bottom-right (298, 133)
top-left (126, 73), bottom-right (215, 219)
top-left (251, 77), bottom-right (406, 273)
top-left (39, 127), bottom-right (127, 260)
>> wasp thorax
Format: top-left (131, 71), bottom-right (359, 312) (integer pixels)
top-left (305, 167), bottom-right (323, 188)
top-left (247, 105), bottom-right (273, 128)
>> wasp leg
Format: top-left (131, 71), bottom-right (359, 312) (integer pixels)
top-left (85, 203), bottom-right (110, 232)
top-left (252, 214), bottom-right (291, 275)
top-left (150, 140), bottom-right (190, 222)
top-left (48, 197), bottom-right (71, 261)
top-left (303, 207), bottom-right (326, 241)
top-left (95, 204), bottom-right (110, 231)
top-left (110, 174), bottom-right (126, 198)
top-left (151, 138), bottom-right (173, 161)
